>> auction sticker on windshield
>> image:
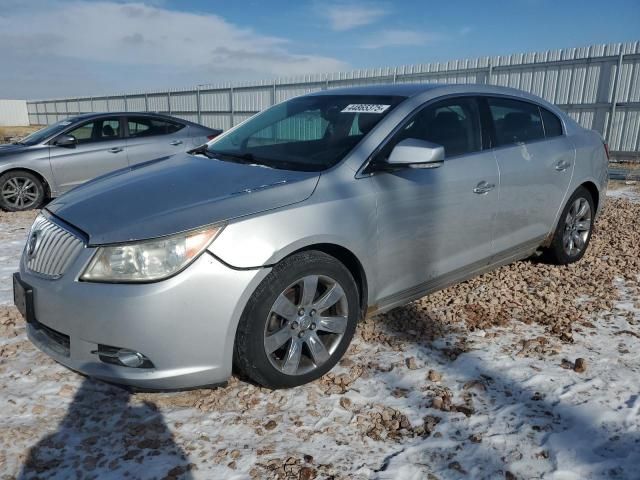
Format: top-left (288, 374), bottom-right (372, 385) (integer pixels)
top-left (341, 104), bottom-right (390, 114)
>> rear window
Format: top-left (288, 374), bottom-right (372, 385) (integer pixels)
top-left (127, 117), bottom-right (184, 138)
top-left (487, 97), bottom-right (544, 146)
top-left (540, 108), bottom-right (563, 138)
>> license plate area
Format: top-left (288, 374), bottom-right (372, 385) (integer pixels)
top-left (13, 273), bottom-right (70, 357)
top-left (13, 273), bottom-right (35, 324)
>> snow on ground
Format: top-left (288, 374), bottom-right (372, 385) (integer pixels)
top-left (0, 185), bottom-right (639, 479)
top-left (606, 181), bottom-right (640, 203)
top-left (0, 210), bottom-right (36, 305)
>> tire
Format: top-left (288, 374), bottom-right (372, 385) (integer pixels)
top-left (234, 251), bottom-right (360, 389)
top-left (0, 170), bottom-right (46, 211)
top-left (542, 186), bottom-right (595, 265)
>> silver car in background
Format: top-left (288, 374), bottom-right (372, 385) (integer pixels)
top-left (14, 84), bottom-right (608, 389)
top-left (0, 112), bottom-right (221, 211)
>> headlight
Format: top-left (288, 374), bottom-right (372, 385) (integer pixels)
top-left (80, 225), bottom-right (223, 283)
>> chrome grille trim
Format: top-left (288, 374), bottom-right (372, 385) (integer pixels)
top-left (26, 215), bottom-right (84, 278)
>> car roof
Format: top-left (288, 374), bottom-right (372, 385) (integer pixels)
top-left (308, 83), bottom-right (565, 116)
top-left (309, 83), bottom-right (549, 101)
top-left (308, 83), bottom-right (444, 97)
top-left (65, 111), bottom-right (213, 128)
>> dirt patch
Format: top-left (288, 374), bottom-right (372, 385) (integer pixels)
top-left (0, 126), bottom-right (41, 144)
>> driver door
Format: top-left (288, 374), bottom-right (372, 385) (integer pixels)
top-left (370, 96), bottom-right (500, 302)
top-left (49, 116), bottom-right (128, 193)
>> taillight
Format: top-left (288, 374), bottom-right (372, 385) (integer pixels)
top-left (207, 133), bottom-right (219, 141)
top-left (603, 142), bottom-right (610, 160)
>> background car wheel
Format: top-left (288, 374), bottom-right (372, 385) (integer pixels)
top-left (234, 251), bottom-right (360, 389)
top-left (542, 186), bottom-right (595, 265)
top-left (0, 171), bottom-right (45, 211)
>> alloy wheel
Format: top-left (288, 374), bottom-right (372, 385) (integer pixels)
top-left (1, 176), bottom-right (39, 209)
top-left (263, 275), bottom-right (349, 376)
top-left (562, 197), bottom-right (592, 257)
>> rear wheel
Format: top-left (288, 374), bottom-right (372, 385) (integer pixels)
top-left (234, 251), bottom-right (359, 389)
top-left (0, 171), bottom-right (45, 211)
top-left (543, 186), bottom-right (594, 265)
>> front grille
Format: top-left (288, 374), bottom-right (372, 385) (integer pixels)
top-left (26, 215), bottom-right (84, 278)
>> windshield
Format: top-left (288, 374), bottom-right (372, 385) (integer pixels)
top-left (19, 118), bottom-right (77, 146)
top-left (207, 94), bottom-right (406, 171)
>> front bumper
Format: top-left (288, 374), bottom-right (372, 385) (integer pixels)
top-left (18, 249), bottom-right (270, 389)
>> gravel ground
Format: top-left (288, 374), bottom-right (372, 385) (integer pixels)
top-left (1, 183), bottom-right (639, 479)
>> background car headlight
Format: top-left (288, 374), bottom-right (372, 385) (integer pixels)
top-left (80, 226), bottom-right (223, 282)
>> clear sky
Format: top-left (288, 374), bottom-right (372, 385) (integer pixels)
top-left (1, 0), bottom-right (638, 99)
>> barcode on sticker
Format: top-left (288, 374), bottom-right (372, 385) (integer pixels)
top-left (341, 104), bottom-right (390, 114)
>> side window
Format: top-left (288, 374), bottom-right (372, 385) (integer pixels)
top-left (67, 122), bottom-right (94, 143)
top-left (540, 108), bottom-right (563, 138)
top-left (378, 97), bottom-right (482, 159)
top-left (127, 117), bottom-right (185, 138)
top-left (67, 118), bottom-right (121, 144)
top-left (487, 98), bottom-right (544, 146)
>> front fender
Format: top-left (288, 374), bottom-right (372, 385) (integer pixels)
top-left (208, 177), bottom-right (379, 302)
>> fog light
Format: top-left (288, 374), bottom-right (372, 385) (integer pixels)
top-left (93, 345), bottom-right (154, 369)
top-left (117, 349), bottom-right (145, 368)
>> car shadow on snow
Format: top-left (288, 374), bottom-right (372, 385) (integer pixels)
top-left (370, 302), bottom-right (640, 478)
top-left (19, 372), bottom-right (194, 479)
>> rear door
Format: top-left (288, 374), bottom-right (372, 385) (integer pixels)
top-left (125, 116), bottom-right (189, 166)
top-left (483, 97), bottom-right (575, 255)
top-left (48, 116), bottom-right (128, 193)
top-left (371, 96), bottom-right (500, 301)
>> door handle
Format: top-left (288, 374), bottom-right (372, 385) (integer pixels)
top-left (108, 147), bottom-right (124, 153)
top-left (170, 140), bottom-right (183, 146)
top-left (555, 160), bottom-right (571, 171)
top-left (473, 181), bottom-right (495, 195)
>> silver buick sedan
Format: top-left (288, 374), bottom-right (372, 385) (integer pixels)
top-left (14, 84), bottom-right (608, 389)
top-left (0, 112), bottom-right (221, 211)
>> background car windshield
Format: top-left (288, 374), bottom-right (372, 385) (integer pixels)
top-left (19, 119), bottom-right (77, 146)
top-left (207, 95), bottom-right (405, 171)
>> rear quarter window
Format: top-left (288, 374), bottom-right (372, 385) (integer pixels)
top-left (127, 117), bottom-right (185, 138)
top-left (540, 108), bottom-right (563, 138)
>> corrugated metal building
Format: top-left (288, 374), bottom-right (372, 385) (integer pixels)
top-left (0, 100), bottom-right (29, 127)
top-left (26, 41), bottom-right (640, 159)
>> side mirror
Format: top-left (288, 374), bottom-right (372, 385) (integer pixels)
top-left (387, 138), bottom-right (444, 168)
top-left (53, 134), bottom-right (77, 148)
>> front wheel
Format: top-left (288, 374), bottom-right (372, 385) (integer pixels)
top-left (0, 171), bottom-right (46, 211)
top-left (542, 186), bottom-right (595, 265)
top-left (233, 251), bottom-right (360, 389)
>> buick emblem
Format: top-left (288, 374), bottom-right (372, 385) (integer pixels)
top-left (27, 230), bottom-right (40, 259)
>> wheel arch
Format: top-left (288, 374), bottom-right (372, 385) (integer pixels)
top-left (544, 180), bottom-right (600, 247)
top-left (0, 167), bottom-right (52, 199)
top-left (286, 243), bottom-right (369, 318)
top-left (579, 180), bottom-right (600, 213)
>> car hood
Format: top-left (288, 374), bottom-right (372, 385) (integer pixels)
top-left (46, 154), bottom-right (320, 245)
top-left (0, 144), bottom-right (29, 157)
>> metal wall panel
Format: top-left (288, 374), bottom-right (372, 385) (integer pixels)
top-left (170, 92), bottom-right (197, 112)
top-left (92, 98), bottom-right (108, 111)
top-left (172, 113), bottom-right (199, 123)
top-left (0, 99), bottom-right (29, 126)
top-left (66, 100), bottom-right (79, 114)
top-left (147, 94), bottom-right (169, 112)
top-left (127, 95), bottom-right (146, 111)
top-left (200, 90), bottom-right (230, 111)
top-left (108, 97), bottom-right (126, 111)
top-left (78, 99), bottom-right (92, 112)
top-left (24, 41), bottom-right (640, 156)
top-left (201, 113), bottom-right (233, 130)
top-left (234, 88), bottom-right (271, 112)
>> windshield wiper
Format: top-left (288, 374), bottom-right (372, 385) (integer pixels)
top-left (207, 150), bottom-right (275, 168)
